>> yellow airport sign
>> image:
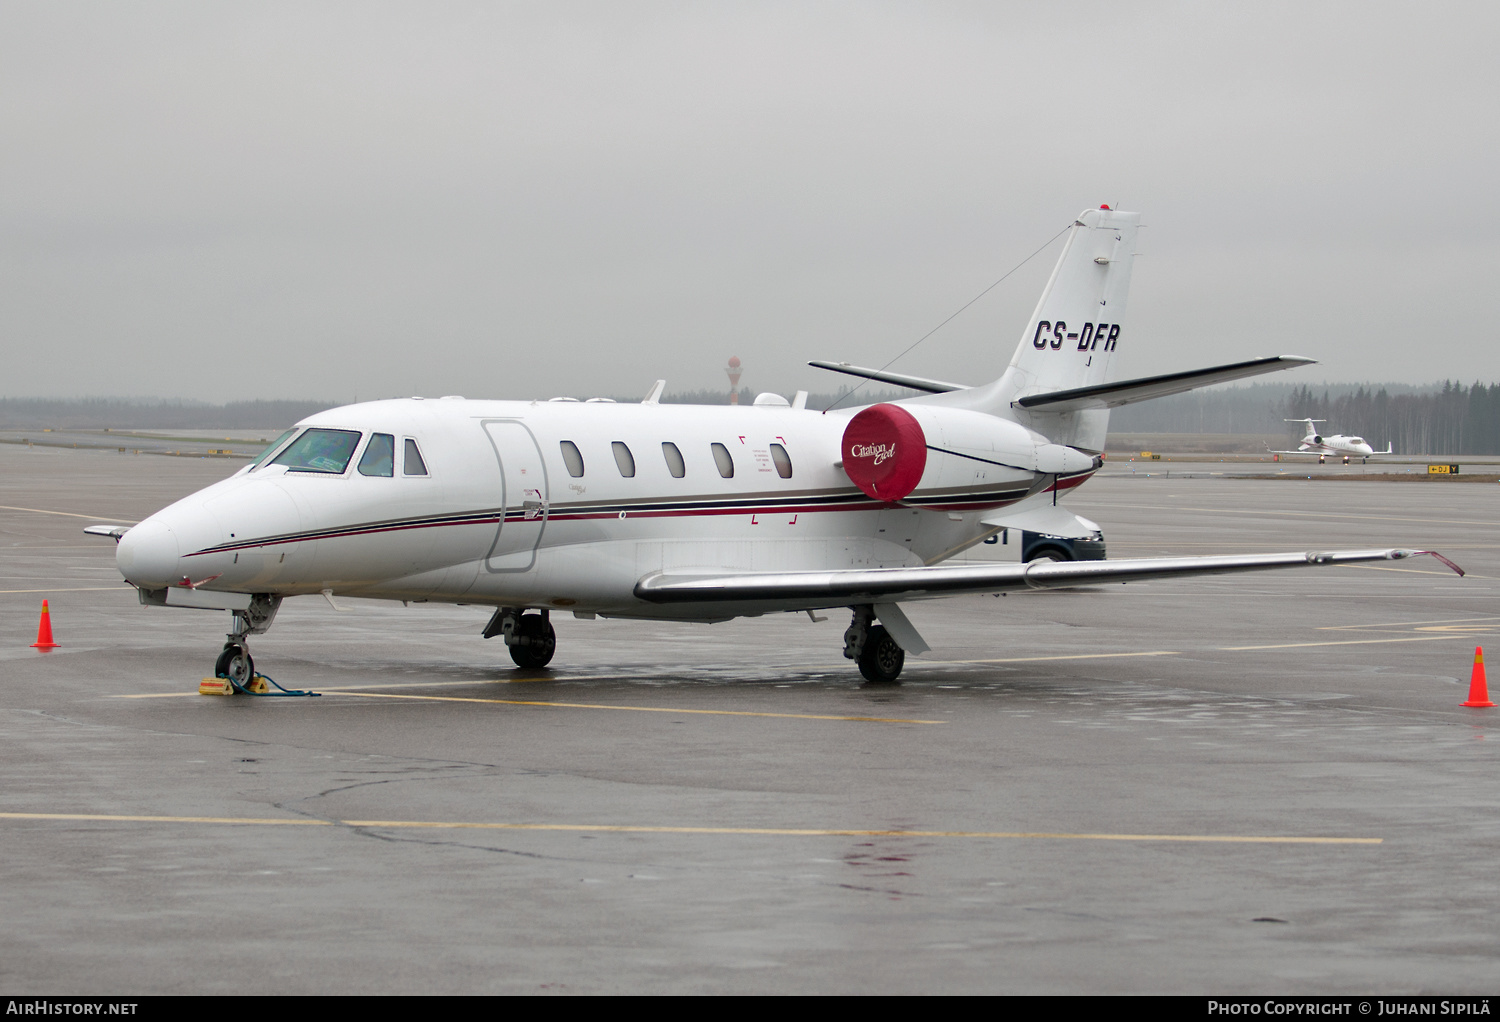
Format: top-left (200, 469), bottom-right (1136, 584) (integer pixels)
top-left (1428, 464), bottom-right (1461, 475)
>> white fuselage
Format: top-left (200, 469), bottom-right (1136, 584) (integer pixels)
top-left (1298, 432), bottom-right (1375, 457)
top-left (116, 396), bottom-right (1086, 620)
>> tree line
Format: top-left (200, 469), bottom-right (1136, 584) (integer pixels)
top-left (1276, 382), bottom-right (1500, 456)
top-left (1109, 381), bottom-right (1500, 455)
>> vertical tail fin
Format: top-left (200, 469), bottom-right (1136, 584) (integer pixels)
top-left (928, 206), bottom-right (1139, 451)
top-left (1284, 418), bottom-right (1326, 442)
top-left (1006, 206), bottom-right (1140, 397)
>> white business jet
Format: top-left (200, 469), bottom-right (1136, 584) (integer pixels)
top-left (1271, 419), bottom-right (1394, 464)
top-left (86, 207), bottom-right (1457, 684)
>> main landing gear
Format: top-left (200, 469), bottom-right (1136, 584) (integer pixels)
top-left (214, 594), bottom-right (281, 684)
top-left (843, 605), bottom-right (905, 684)
top-left (483, 607), bottom-right (556, 669)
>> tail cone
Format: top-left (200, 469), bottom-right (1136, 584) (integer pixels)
top-left (1462, 646), bottom-right (1494, 708)
top-left (31, 600), bottom-right (59, 650)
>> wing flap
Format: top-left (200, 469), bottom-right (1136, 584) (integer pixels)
top-left (636, 548), bottom-right (1449, 608)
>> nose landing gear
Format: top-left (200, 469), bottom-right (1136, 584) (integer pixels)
top-left (212, 594), bottom-right (281, 686)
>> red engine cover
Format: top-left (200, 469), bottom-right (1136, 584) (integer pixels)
top-left (841, 403), bottom-right (928, 501)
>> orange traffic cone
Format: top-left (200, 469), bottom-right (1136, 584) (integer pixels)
top-left (31, 600), bottom-right (59, 649)
top-left (1463, 646), bottom-right (1494, 707)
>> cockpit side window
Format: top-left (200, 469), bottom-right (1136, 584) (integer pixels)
top-left (249, 428), bottom-right (299, 470)
top-left (358, 433), bottom-right (396, 477)
top-left (271, 428), bottom-right (362, 474)
top-left (403, 438), bottom-right (429, 476)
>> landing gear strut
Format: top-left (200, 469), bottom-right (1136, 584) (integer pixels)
top-left (214, 595), bottom-right (281, 683)
top-left (483, 607), bottom-right (557, 669)
top-left (844, 605), bottom-right (905, 684)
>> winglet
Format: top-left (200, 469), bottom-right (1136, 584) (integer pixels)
top-left (642, 380), bottom-right (667, 405)
top-left (1414, 550), bottom-right (1466, 577)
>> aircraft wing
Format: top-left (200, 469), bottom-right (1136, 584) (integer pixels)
top-left (1016, 356), bottom-right (1315, 412)
top-left (636, 548), bottom-right (1458, 609)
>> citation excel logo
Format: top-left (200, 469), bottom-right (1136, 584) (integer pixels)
top-left (850, 442), bottom-right (897, 465)
top-left (840, 403), bottom-right (927, 502)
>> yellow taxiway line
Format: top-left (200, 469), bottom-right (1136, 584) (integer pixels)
top-left (928, 650), bottom-right (1181, 665)
top-left (0, 504), bottom-right (136, 523)
top-left (1218, 636), bottom-right (1462, 651)
top-left (334, 689), bottom-right (945, 724)
top-left (1, 586), bottom-right (132, 594)
top-left (0, 812), bottom-right (1380, 844)
top-left (116, 686), bottom-right (944, 723)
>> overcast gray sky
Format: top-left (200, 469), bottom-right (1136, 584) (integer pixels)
top-left (3, 1), bottom-right (1496, 403)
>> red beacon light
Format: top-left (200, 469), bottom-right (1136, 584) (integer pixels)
top-left (1100, 204), bottom-right (1111, 210)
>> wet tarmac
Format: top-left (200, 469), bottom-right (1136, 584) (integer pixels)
top-left (2, 442), bottom-right (1496, 994)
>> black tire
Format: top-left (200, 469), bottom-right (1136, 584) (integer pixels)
top-left (1025, 546), bottom-right (1073, 563)
top-left (509, 614), bottom-right (556, 669)
top-left (215, 644), bottom-right (254, 686)
top-left (857, 625), bottom-right (905, 684)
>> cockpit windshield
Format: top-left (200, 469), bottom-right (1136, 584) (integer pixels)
top-left (248, 428), bottom-right (299, 470)
top-left (270, 428), bottom-right (362, 474)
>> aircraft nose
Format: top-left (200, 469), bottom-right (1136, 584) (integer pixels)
top-left (117, 518), bottom-right (180, 589)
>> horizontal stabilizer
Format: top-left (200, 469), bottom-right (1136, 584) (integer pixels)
top-left (808, 361), bottom-right (969, 395)
top-left (979, 498), bottom-right (1096, 539)
top-left (1016, 356), bottom-right (1315, 412)
top-left (636, 549), bottom-right (1456, 609)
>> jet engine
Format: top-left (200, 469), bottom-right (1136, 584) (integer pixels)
top-left (841, 403), bottom-right (1098, 507)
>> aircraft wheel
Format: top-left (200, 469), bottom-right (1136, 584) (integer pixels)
top-left (215, 644), bottom-right (254, 686)
top-left (509, 615), bottom-right (556, 669)
top-left (857, 625), bottom-right (905, 684)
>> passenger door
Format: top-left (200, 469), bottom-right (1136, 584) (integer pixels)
top-left (482, 420), bottom-right (548, 572)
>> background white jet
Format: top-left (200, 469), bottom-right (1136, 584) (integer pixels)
top-left (1272, 419), bottom-right (1395, 463)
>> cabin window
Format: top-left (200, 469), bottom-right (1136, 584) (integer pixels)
top-left (249, 428), bottom-right (298, 470)
top-left (560, 440), bottom-right (585, 478)
top-left (271, 428), bottom-right (361, 474)
top-left (769, 443), bottom-right (793, 479)
top-left (358, 433), bottom-right (396, 477)
top-left (711, 442), bottom-right (734, 479)
top-left (612, 441), bottom-right (636, 478)
top-left (662, 442), bottom-right (686, 478)
top-left (403, 438), bottom-right (429, 476)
